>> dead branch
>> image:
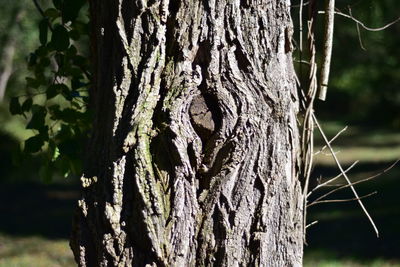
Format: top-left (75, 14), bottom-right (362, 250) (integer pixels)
top-left (312, 113), bottom-right (379, 237)
top-left (308, 191), bottom-right (377, 207)
top-left (306, 220), bottom-right (319, 229)
top-left (311, 159), bottom-right (399, 203)
top-left (348, 6), bottom-right (366, 50)
top-left (318, 0), bottom-right (335, 101)
top-left (318, 10), bottom-right (400, 32)
top-left (307, 160), bottom-right (359, 197)
top-left (314, 125), bottom-right (347, 155)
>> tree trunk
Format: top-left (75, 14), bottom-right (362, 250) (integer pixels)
top-left (70, 0), bottom-right (303, 266)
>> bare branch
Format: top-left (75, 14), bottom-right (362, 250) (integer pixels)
top-left (318, 0), bottom-right (335, 101)
top-left (291, 1), bottom-right (310, 8)
top-left (311, 160), bottom-right (398, 205)
top-left (348, 6), bottom-right (366, 51)
top-left (307, 160), bottom-right (359, 197)
top-left (312, 113), bottom-right (379, 237)
top-left (306, 220), bottom-right (318, 229)
top-left (314, 125), bottom-right (347, 155)
top-left (318, 10), bottom-right (400, 32)
top-left (308, 191), bottom-right (377, 207)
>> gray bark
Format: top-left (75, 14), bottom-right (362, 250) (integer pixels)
top-left (71, 0), bottom-right (304, 266)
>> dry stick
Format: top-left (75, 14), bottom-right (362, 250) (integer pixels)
top-left (299, 0), bottom-right (304, 53)
top-left (311, 159), bottom-right (399, 203)
top-left (306, 220), bottom-right (318, 229)
top-left (308, 191), bottom-right (377, 207)
top-left (318, 11), bottom-right (400, 32)
top-left (291, 1), bottom-right (310, 8)
top-left (298, 0), bottom-right (304, 92)
top-left (307, 160), bottom-right (359, 198)
top-left (301, 0), bottom-right (318, 244)
top-left (348, 6), bottom-right (366, 51)
top-left (311, 174), bottom-right (375, 205)
top-left (318, 0), bottom-right (335, 101)
top-left (314, 125), bottom-right (347, 155)
top-left (312, 113), bottom-right (379, 237)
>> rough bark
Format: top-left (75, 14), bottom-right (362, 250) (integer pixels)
top-left (71, 0), bottom-right (303, 266)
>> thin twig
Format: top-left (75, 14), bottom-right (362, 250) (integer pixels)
top-left (312, 176), bottom-right (375, 204)
top-left (291, 1), bottom-right (310, 8)
top-left (314, 125), bottom-right (347, 155)
top-left (306, 220), bottom-right (318, 229)
top-left (318, 10), bottom-right (400, 32)
top-left (301, 0), bottom-right (318, 244)
top-left (312, 113), bottom-right (379, 237)
top-left (294, 59), bottom-right (311, 65)
top-left (308, 191), bottom-right (377, 207)
top-left (311, 159), bottom-right (399, 202)
top-left (307, 160), bottom-right (359, 197)
top-left (348, 6), bottom-right (366, 51)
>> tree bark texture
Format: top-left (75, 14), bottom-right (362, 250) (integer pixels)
top-left (71, 0), bottom-right (303, 266)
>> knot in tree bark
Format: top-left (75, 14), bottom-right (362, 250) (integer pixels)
top-left (189, 94), bottom-right (215, 142)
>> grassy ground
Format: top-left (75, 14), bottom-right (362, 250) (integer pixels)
top-left (0, 121), bottom-right (399, 266)
top-left (0, 234), bottom-right (74, 267)
top-left (304, 122), bottom-right (400, 266)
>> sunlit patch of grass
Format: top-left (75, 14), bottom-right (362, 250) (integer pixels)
top-left (0, 104), bottom-right (33, 142)
top-left (0, 234), bottom-right (74, 267)
top-left (304, 249), bottom-right (400, 267)
top-left (314, 145), bottom-right (400, 165)
top-left (313, 122), bottom-right (400, 165)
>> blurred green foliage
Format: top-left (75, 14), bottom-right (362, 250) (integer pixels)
top-left (0, 0), bottom-right (399, 182)
top-left (293, 0), bottom-right (400, 127)
top-left (3, 0), bottom-right (91, 181)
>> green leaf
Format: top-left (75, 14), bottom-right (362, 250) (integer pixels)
top-left (61, 85), bottom-right (72, 101)
top-left (27, 106), bottom-right (46, 130)
top-left (24, 135), bottom-right (45, 153)
top-left (39, 126), bottom-right (50, 141)
top-left (39, 19), bottom-right (48, 45)
top-left (39, 57), bottom-right (51, 67)
top-left (46, 84), bottom-right (59, 99)
top-left (9, 97), bottom-right (22, 115)
top-left (44, 8), bottom-right (60, 19)
top-left (53, 0), bottom-right (63, 10)
top-left (66, 45), bottom-right (77, 57)
top-left (48, 104), bottom-right (62, 120)
top-left (71, 78), bottom-right (84, 90)
top-left (22, 98), bottom-right (33, 112)
top-left (52, 146), bottom-right (60, 161)
top-left (60, 108), bottom-right (80, 123)
top-left (50, 25), bottom-right (70, 51)
top-left (54, 155), bottom-right (71, 178)
top-left (69, 29), bottom-right (80, 40)
top-left (62, 0), bottom-right (86, 22)
top-left (28, 53), bottom-right (37, 67)
top-left (26, 77), bottom-right (41, 89)
top-left (35, 46), bottom-right (48, 57)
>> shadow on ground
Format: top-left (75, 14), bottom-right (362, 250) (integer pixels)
top-left (0, 132), bottom-right (78, 239)
top-left (0, 182), bottom-right (78, 239)
top-left (305, 161), bottom-right (400, 262)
